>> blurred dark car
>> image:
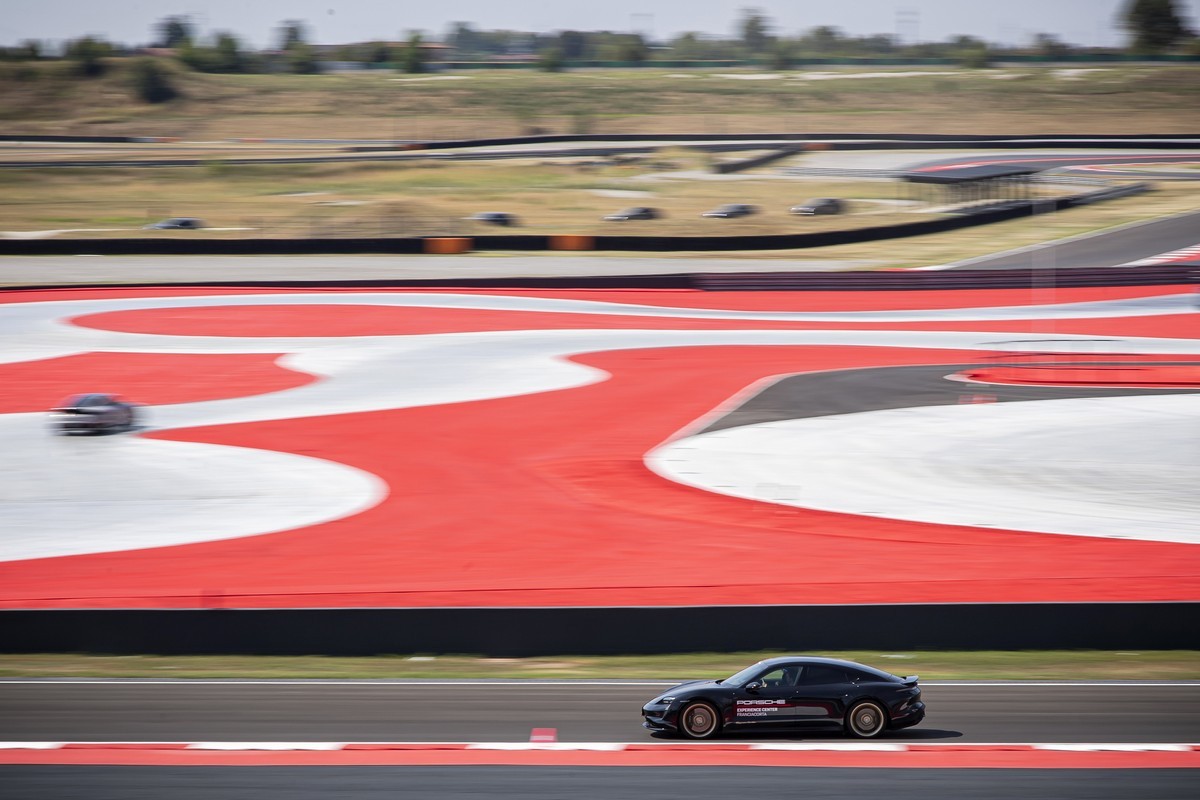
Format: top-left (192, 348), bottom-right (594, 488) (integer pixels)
top-left (642, 656), bottom-right (924, 740)
top-left (50, 393), bottom-right (139, 435)
top-left (144, 217), bottom-right (205, 230)
top-left (701, 203), bottom-right (758, 219)
top-left (603, 206), bottom-right (662, 221)
top-left (467, 212), bottom-right (519, 227)
top-left (790, 198), bottom-right (844, 216)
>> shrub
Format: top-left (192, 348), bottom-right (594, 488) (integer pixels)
top-left (959, 48), bottom-right (992, 69)
top-left (130, 58), bottom-right (180, 104)
top-left (65, 36), bottom-right (111, 78)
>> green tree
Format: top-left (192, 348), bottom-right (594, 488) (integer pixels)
top-left (402, 32), bottom-right (427, 73)
top-left (447, 22), bottom-right (482, 55)
top-left (802, 26), bottom-right (844, 55)
top-left (64, 36), bottom-right (111, 77)
top-left (130, 57), bottom-right (180, 103)
top-left (1033, 33), bottom-right (1072, 59)
top-left (768, 39), bottom-right (794, 70)
top-left (538, 47), bottom-right (565, 72)
top-left (558, 30), bottom-right (587, 59)
top-left (1122, 0), bottom-right (1192, 52)
top-left (277, 19), bottom-right (308, 51)
top-left (368, 42), bottom-right (392, 64)
top-left (670, 32), bottom-right (701, 60)
top-left (738, 8), bottom-right (772, 55)
top-left (155, 16), bottom-right (193, 48)
top-left (19, 39), bottom-right (42, 60)
top-left (287, 42), bottom-right (321, 74)
top-left (213, 32), bottom-right (245, 72)
top-left (616, 34), bottom-right (649, 63)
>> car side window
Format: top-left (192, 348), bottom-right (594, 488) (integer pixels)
top-left (798, 666), bottom-right (847, 685)
top-left (758, 666), bottom-right (802, 687)
top-left (758, 668), bottom-right (787, 687)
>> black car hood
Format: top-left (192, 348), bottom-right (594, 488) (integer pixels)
top-left (662, 679), bottom-right (724, 695)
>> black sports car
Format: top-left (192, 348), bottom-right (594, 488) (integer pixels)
top-left (603, 206), bottom-right (662, 221)
top-left (50, 393), bottom-right (139, 435)
top-left (700, 203), bottom-right (759, 219)
top-left (642, 656), bottom-right (924, 739)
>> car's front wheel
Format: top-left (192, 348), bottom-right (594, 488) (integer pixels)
top-left (679, 701), bottom-right (721, 740)
top-left (845, 700), bottom-right (887, 738)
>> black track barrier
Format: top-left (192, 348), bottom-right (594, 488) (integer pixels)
top-left (7, 132), bottom-right (1198, 147)
top-left (3, 265), bottom-right (1194, 294)
top-left (694, 264), bottom-right (1198, 291)
top-left (0, 134), bottom-right (141, 143)
top-left (713, 145), bottom-right (806, 174)
top-left (0, 603), bottom-right (1194, 656)
top-left (382, 133), bottom-right (1200, 151)
top-left (0, 237), bottom-right (426, 256)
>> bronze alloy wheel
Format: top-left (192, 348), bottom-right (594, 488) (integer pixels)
top-left (846, 701), bottom-right (887, 738)
top-left (680, 701), bottom-right (720, 739)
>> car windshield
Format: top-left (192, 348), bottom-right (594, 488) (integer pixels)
top-left (722, 662), bottom-right (768, 686)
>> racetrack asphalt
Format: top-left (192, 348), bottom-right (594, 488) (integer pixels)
top-left (3, 766), bottom-right (1197, 800)
top-left (949, 208), bottom-right (1200, 269)
top-left (698, 362), bottom-right (1200, 433)
top-left (2, 682), bottom-right (1196, 744)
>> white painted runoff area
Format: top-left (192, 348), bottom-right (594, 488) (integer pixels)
top-left (649, 394), bottom-right (1200, 544)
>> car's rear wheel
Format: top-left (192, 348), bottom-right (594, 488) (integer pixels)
top-left (845, 700), bottom-right (887, 738)
top-left (679, 701), bottom-right (721, 740)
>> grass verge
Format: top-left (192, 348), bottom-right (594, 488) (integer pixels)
top-left (2, 651), bottom-right (1197, 680)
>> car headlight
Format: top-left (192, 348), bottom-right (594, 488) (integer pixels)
top-left (656, 696), bottom-right (676, 705)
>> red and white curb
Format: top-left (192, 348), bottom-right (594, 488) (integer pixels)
top-left (3, 741), bottom-right (1197, 768)
top-left (1123, 243), bottom-right (1200, 266)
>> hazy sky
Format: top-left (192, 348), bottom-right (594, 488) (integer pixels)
top-left (3, 0), bottom-right (1198, 49)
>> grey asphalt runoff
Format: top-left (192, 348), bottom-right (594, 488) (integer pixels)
top-left (3, 767), bottom-right (1198, 800)
top-left (950, 208), bottom-right (1200, 269)
top-left (2, 683), bottom-right (1197, 744)
top-left (701, 362), bottom-right (1200, 433)
top-left (908, 152), bottom-right (1200, 175)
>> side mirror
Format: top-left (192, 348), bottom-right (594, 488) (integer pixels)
top-left (744, 680), bottom-right (763, 692)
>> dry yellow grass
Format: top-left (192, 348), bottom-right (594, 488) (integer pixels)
top-left (2, 62), bottom-right (1199, 140)
top-left (0, 159), bottom-right (968, 238)
top-left (1, 158), bottom-right (1193, 269)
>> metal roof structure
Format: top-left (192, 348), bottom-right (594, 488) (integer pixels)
top-left (903, 165), bottom-right (1040, 184)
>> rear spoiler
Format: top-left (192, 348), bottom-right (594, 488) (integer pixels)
top-left (902, 675), bottom-right (919, 686)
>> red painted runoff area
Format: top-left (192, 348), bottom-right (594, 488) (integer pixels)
top-left (0, 352), bottom-right (312, 414)
top-left (1, 286), bottom-right (1198, 609)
